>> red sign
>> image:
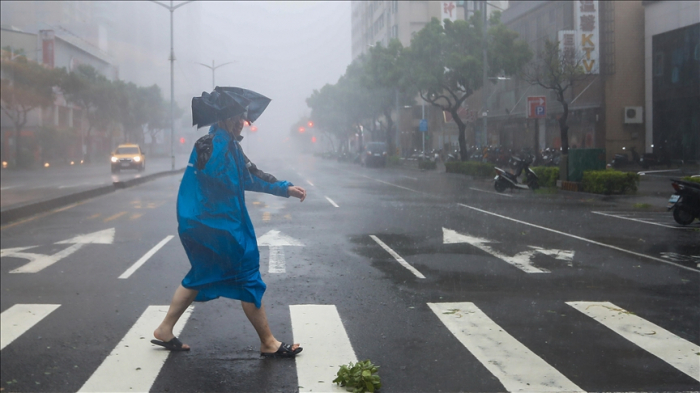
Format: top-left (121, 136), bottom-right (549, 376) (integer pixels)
top-left (40, 30), bottom-right (55, 68)
top-left (527, 96), bottom-right (546, 119)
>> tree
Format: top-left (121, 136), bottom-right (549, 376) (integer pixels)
top-left (306, 59), bottom-right (377, 153)
top-left (404, 13), bottom-right (531, 160)
top-left (520, 39), bottom-right (589, 156)
top-left (0, 54), bottom-right (62, 167)
top-left (363, 39), bottom-right (415, 155)
top-left (61, 64), bottom-right (114, 162)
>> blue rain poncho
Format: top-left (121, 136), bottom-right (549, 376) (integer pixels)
top-left (176, 125), bottom-right (292, 307)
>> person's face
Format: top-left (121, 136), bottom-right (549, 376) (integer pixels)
top-left (224, 116), bottom-right (245, 136)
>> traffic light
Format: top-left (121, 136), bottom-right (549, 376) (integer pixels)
top-left (311, 136), bottom-right (317, 143)
top-left (308, 121), bottom-right (314, 128)
top-left (179, 137), bottom-right (186, 144)
top-left (299, 127), bottom-right (305, 133)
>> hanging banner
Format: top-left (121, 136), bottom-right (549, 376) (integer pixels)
top-left (441, 1), bottom-right (458, 23)
top-left (40, 30), bottom-right (55, 69)
top-left (574, 0), bottom-right (600, 74)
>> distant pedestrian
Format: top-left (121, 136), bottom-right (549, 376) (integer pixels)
top-left (151, 87), bottom-right (306, 358)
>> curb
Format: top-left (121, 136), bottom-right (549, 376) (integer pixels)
top-left (1, 168), bottom-right (184, 226)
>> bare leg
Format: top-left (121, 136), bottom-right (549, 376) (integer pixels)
top-left (241, 300), bottom-right (300, 353)
top-left (153, 284), bottom-right (198, 349)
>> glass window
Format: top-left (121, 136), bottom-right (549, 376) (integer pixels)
top-left (115, 147), bottom-right (140, 154)
top-left (653, 52), bottom-right (664, 77)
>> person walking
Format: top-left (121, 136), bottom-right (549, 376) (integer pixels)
top-left (151, 87), bottom-right (306, 358)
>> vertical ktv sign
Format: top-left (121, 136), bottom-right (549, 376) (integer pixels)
top-left (575, 0), bottom-right (599, 74)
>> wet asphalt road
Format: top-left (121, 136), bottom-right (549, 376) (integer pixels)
top-left (1, 153), bottom-right (698, 393)
top-left (0, 154), bottom-right (190, 211)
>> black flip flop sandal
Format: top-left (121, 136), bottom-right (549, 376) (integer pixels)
top-left (150, 337), bottom-right (190, 351)
top-left (261, 342), bottom-right (302, 358)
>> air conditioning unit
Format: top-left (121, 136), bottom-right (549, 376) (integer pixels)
top-left (624, 106), bottom-right (643, 124)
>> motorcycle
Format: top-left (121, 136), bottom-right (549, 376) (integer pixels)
top-left (667, 178), bottom-right (700, 225)
top-left (494, 155), bottom-right (540, 192)
top-left (609, 146), bottom-right (640, 169)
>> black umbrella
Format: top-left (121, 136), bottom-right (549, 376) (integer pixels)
top-left (214, 87), bottom-right (271, 123)
top-left (191, 87), bottom-right (271, 129)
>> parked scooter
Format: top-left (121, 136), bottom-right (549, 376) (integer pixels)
top-left (667, 178), bottom-right (700, 225)
top-left (494, 155), bottom-right (540, 192)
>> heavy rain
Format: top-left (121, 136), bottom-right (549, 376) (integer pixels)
top-left (1, 1), bottom-right (699, 392)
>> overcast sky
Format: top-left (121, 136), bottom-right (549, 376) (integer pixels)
top-left (118, 1), bottom-right (351, 148)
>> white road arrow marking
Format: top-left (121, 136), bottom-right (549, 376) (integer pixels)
top-left (257, 230), bottom-right (304, 274)
top-left (1, 228), bottom-right (115, 273)
top-left (442, 227), bottom-right (574, 273)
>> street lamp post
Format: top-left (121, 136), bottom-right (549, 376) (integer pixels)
top-left (197, 60), bottom-right (236, 89)
top-left (151, 0), bottom-right (193, 170)
top-left (481, 0), bottom-right (488, 149)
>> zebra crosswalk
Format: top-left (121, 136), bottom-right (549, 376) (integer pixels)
top-left (1, 301), bottom-right (698, 392)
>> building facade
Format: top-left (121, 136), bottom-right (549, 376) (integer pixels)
top-left (459, 0), bottom-right (649, 163)
top-left (350, 1), bottom-right (506, 154)
top-left (1, 26), bottom-right (120, 166)
top-left (643, 1), bottom-right (699, 163)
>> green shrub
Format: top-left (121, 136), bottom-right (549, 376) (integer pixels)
top-left (682, 176), bottom-right (700, 184)
top-left (387, 155), bottom-right (401, 167)
top-left (581, 170), bottom-right (639, 194)
top-left (334, 360), bottom-right (381, 393)
top-left (531, 166), bottom-right (559, 187)
top-left (418, 160), bottom-right (437, 170)
top-left (445, 161), bottom-right (495, 177)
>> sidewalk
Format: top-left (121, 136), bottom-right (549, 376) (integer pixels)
top-left (423, 160), bottom-right (699, 210)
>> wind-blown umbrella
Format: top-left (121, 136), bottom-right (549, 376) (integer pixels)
top-left (191, 87), bottom-right (271, 129)
top-left (214, 87), bottom-right (271, 123)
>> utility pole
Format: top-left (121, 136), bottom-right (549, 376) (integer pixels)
top-left (197, 60), bottom-right (236, 89)
top-left (422, 101), bottom-right (426, 155)
top-left (481, 0), bottom-right (488, 148)
top-left (151, 0), bottom-right (193, 170)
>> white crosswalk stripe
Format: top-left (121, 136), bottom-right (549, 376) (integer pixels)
top-left (78, 305), bottom-right (194, 393)
top-left (428, 302), bottom-right (585, 392)
top-left (1, 304), bottom-right (60, 350)
top-left (1, 301), bottom-right (697, 391)
top-left (568, 301), bottom-right (700, 382)
top-left (291, 304), bottom-right (358, 393)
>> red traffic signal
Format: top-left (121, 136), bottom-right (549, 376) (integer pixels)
top-left (179, 137), bottom-right (185, 144)
top-left (299, 127), bottom-right (305, 133)
top-left (308, 121), bottom-right (314, 127)
top-left (311, 136), bottom-right (317, 143)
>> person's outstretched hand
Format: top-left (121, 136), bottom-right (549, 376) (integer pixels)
top-left (288, 186), bottom-right (306, 202)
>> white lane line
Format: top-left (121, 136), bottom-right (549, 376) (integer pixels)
top-left (469, 187), bottom-right (514, 197)
top-left (361, 175), bottom-right (423, 193)
top-left (0, 185), bottom-right (21, 191)
top-left (428, 302), bottom-right (584, 392)
top-left (400, 175), bottom-right (418, 180)
top-left (568, 301), bottom-right (700, 382)
top-left (369, 235), bottom-right (426, 278)
top-left (78, 305), bottom-right (194, 393)
top-left (291, 305), bottom-right (357, 393)
top-left (591, 211), bottom-right (681, 229)
top-left (119, 236), bottom-right (174, 279)
top-left (353, 175), bottom-right (697, 273)
top-left (325, 196), bottom-right (339, 207)
top-left (458, 203), bottom-right (699, 273)
top-left (306, 180), bottom-right (315, 186)
top-left (1, 304), bottom-right (61, 350)
top-left (58, 182), bottom-right (92, 189)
